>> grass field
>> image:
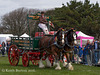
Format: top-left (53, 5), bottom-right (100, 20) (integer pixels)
top-left (0, 56), bottom-right (100, 75)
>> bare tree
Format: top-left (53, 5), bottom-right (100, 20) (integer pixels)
top-left (1, 7), bottom-right (44, 36)
top-left (1, 8), bottom-right (28, 36)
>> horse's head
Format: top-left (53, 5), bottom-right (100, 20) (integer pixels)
top-left (55, 28), bottom-right (65, 46)
top-left (65, 28), bottom-right (77, 46)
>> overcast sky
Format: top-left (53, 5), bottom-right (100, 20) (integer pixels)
top-left (0, 0), bottom-right (100, 18)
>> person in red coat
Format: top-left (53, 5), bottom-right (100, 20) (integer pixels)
top-left (38, 12), bottom-right (49, 34)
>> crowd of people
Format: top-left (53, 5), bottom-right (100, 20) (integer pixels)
top-left (73, 39), bottom-right (100, 66)
top-left (0, 41), bottom-right (11, 56)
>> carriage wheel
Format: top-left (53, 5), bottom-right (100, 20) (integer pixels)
top-left (22, 52), bottom-right (29, 67)
top-left (48, 55), bottom-right (54, 66)
top-left (31, 60), bottom-right (39, 65)
top-left (8, 45), bottom-right (20, 66)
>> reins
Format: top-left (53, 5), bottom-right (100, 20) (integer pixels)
top-left (38, 28), bottom-right (77, 54)
top-left (62, 29), bottom-right (77, 53)
top-left (38, 30), bottom-right (66, 53)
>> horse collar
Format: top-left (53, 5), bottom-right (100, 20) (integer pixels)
top-left (54, 42), bottom-right (65, 49)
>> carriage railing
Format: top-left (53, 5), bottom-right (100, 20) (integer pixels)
top-left (11, 37), bottom-right (41, 51)
top-left (11, 37), bottom-right (33, 50)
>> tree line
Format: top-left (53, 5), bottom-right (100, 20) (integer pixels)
top-left (0, 0), bottom-right (100, 39)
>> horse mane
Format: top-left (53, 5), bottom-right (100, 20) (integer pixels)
top-left (66, 29), bottom-right (73, 36)
top-left (65, 29), bottom-right (74, 44)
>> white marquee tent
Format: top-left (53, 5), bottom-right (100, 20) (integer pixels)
top-left (0, 34), bottom-right (13, 44)
top-left (20, 33), bottom-right (29, 37)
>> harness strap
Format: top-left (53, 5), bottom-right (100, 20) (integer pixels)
top-left (65, 37), bottom-right (74, 48)
top-left (54, 42), bottom-right (65, 49)
top-left (63, 49), bottom-right (73, 53)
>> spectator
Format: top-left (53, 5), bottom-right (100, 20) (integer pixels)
top-left (89, 41), bottom-right (94, 50)
top-left (83, 45), bottom-right (87, 65)
top-left (1, 41), bottom-right (6, 56)
top-left (74, 44), bottom-right (78, 54)
top-left (0, 44), bottom-right (2, 56)
top-left (89, 40), bottom-right (95, 64)
top-left (98, 41), bottom-right (100, 64)
top-left (93, 39), bottom-right (99, 65)
top-left (77, 46), bottom-right (83, 63)
top-left (78, 46), bottom-right (83, 58)
top-left (83, 40), bottom-right (91, 66)
top-left (86, 40), bottom-right (92, 66)
top-left (82, 45), bottom-right (85, 64)
top-left (74, 45), bottom-right (82, 63)
top-left (6, 42), bottom-right (11, 55)
top-left (73, 44), bottom-right (78, 63)
top-left (98, 50), bottom-right (100, 64)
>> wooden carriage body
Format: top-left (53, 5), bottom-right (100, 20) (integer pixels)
top-left (11, 37), bottom-right (40, 51)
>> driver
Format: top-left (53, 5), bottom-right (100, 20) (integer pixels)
top-left (38, 12), bottom-right (49, 34)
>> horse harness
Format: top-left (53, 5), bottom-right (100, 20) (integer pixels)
top-left (39, 29), bottom-right (76, 54)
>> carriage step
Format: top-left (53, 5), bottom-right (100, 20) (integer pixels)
top-left (44, 34), bottom-right (53, 36)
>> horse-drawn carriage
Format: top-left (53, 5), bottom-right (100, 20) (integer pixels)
top-left (8, 12), bottom-right (54, 67)
top-left (8, 12), bottom-right (77, 70)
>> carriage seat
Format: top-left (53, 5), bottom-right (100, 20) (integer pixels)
top-left (44, 34), bottom-right (53, 37)
top-left (35, 31), bottom-right (56, 37)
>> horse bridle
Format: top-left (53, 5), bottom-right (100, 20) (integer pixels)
top-left (65, 30), bottom-right (77, 48)
top-left (54, 30), bottom-right (66, 49)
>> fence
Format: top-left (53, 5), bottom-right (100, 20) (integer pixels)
top-left (73, 48), bottom-right (100, 66)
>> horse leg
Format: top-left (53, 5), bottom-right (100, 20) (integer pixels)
top-left (66, 53), bottom-right (74, 70)
top-left (70, 53), bottom-right (73, 62)
top-left (63, 54), bottom-right (68, 67)
top-left (45, 54), bottom-right (51, 67)
top-left (39, 52), bottom-right (45, 68)
top-left (54, 53), bottom-right (61, 70)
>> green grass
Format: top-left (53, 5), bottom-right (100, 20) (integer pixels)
top-left (0, 56), bottom-right (100, 75)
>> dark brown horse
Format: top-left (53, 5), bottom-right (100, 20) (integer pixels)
top-left (39, 28), bottom-right (65, 70)
top-left (63, 28), bottom-right (77, 70)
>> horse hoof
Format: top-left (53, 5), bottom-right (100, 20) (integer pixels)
top-left (63, 62), bottom-right (67, 67)
top-left (68, 66), bottom-right (74, 71)
top-left (46, 65), bottom-right (51, 68)
top-left (63, 64), bottom-right (66, 67)
top-left (46, 63), bottom-right (51, 68)
top-left (55, 67), bottom-right (61, 70)
top-left (68, 63), bottom-right (74, 70)
top-left (39, 65), bottom-right (45, 68)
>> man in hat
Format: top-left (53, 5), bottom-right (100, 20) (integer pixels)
top-left (38, 12), bottom-right (49, 34)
